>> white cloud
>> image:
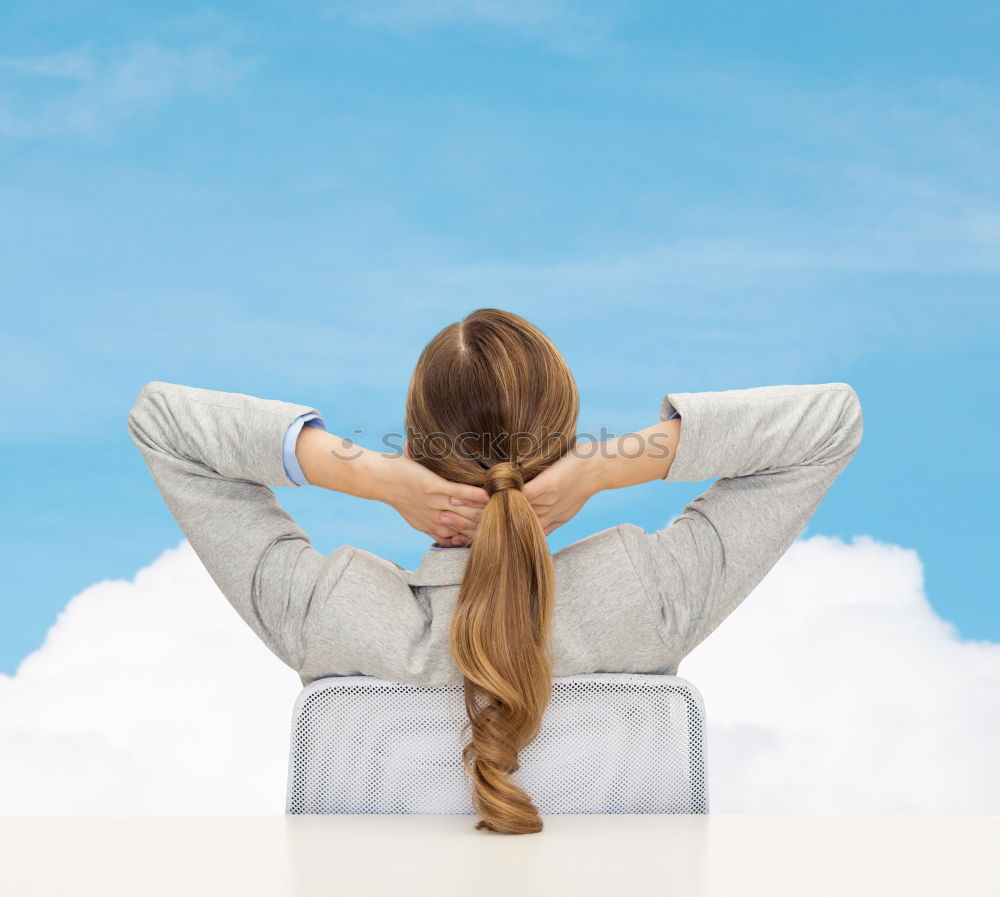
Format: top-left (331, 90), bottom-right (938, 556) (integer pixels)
top-left (682, 533), bottom-right (1000, 813)
top-left (0, 540), bottom-right (301, 814)
top-left (1, 532), bottom-right (997, 815)
top-left (0, 43), bottom-right (249, 140)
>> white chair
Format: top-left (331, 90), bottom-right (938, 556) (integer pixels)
top-left (286, 672), bottom-right (709, 815)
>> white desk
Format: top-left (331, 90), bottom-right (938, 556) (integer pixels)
top-left (0, 814), bottom-right (997, 897)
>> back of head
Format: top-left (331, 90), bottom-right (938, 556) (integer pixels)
top-left (404, 308), bottom-right (579, 834)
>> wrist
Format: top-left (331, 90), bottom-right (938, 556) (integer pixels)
top-left (592, 441), bottom-right (635, 491)
top-left (596, 419), bottom-right (680, 490)
top-left (357, 449), bottom-right (401, 505)
top-left (577, 442), bottom-right (617, 495)
top-left (297, 426), bottom-right (385, 499)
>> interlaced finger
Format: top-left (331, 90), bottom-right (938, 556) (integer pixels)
top-left (439, 511), bottom-right (478, 536)
top-left (441, 504), bottom-right (483, 525)
top-left (446, 481), bottom-right (490, 506)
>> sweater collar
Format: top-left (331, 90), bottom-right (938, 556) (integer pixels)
top-left (398, 545), bottom-right (470, 587)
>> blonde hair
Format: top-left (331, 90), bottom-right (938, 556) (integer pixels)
top-left (404, 308), bottom-right (579, 834)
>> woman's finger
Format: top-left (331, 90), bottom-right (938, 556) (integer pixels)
top-left (440, 512), bottom-right (478, 536)
top-left (434, 525), bottom-right (466, 544)
top-left (522, 482), bottom-right (545, 503)
top-left (528, 504), bottom-right (551, 524)
top-left (442, 505), bottom-right (483, 525)
top-left (449, 498), bottom-right (488, 508)
top-left (448, 482), bottom-right (490, 506)
top-left (441, 528), bottom-right (471, 547)
top-left (434, 495), bottom-right (487, 512)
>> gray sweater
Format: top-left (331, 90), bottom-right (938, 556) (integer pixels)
top-left (127, 380), bottom-right (863, 688)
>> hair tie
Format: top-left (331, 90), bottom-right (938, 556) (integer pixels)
top-left (484, 461), bottom-right (524, 496)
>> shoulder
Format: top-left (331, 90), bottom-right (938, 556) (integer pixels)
top-left (299, 545), bottom-right (432, 682)
top-left (326, 545), bottom-right (413, 590)
top-left (549, 524), bottom-right (679, 665)
top-left (551, 524), bottom-right (649, 602)
top-left (552, 524), bottom-right (643, 572)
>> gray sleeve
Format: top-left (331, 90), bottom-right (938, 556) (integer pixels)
top-left (617, 382), bottom-right (863, 658)
top-left (127, 380), bottom-right (354, 671)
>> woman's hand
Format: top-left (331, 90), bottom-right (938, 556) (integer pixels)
top-left (440, 445), bottom-right (605, 542)
top-left (522, 421), bottom-right (681, 535)
top-left (521, 420), bottom-right (681, 536)
top-left (522, 443), bottom-right (605, 535)
top-left (294, 426), bottom-right (488, 546)
top-left (371, 453), bottom-right (489, 547)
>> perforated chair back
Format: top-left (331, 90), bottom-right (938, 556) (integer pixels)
top-left (286, 672), bottom-right (709, 815)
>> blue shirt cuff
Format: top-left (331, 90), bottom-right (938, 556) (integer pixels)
top-left (282, 412), bottom-right (326, 486)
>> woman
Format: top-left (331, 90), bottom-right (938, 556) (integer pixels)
top-left (127, 308), bottom-right (863, 834)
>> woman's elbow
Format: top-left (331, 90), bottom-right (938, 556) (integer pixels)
top-left (838, 384), bottom-right (864, 460)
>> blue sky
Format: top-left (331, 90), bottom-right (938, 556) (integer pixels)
top-left (1, 0), bottom-right (998, 675)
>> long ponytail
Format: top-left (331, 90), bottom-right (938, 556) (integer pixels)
top-left (449, 461), bottom-right (555, 834)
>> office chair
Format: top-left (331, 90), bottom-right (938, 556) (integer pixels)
top-left (286, 672), bottom-right (709, 815)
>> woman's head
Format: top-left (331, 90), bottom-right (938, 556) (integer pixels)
top-left (404, 308), bottom-right (579, 834)
top-left (404, 307), bottom-right (579, 488)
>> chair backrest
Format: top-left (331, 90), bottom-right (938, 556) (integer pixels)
top-left (286, 672), bottom-right (709, 815)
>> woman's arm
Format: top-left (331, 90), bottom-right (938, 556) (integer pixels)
top-left (127, 380), bottom-right (347, 671)
top-left (293, 424), bottom-right (487, 545)
top-left (627, 383), bottom-right (863, 655)
top-left (127, 380), bottom-right (488, 672)
top-left (518, 417), bottom-right (684, 534)
top-left (523, 382), bottom-right (863, 655)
